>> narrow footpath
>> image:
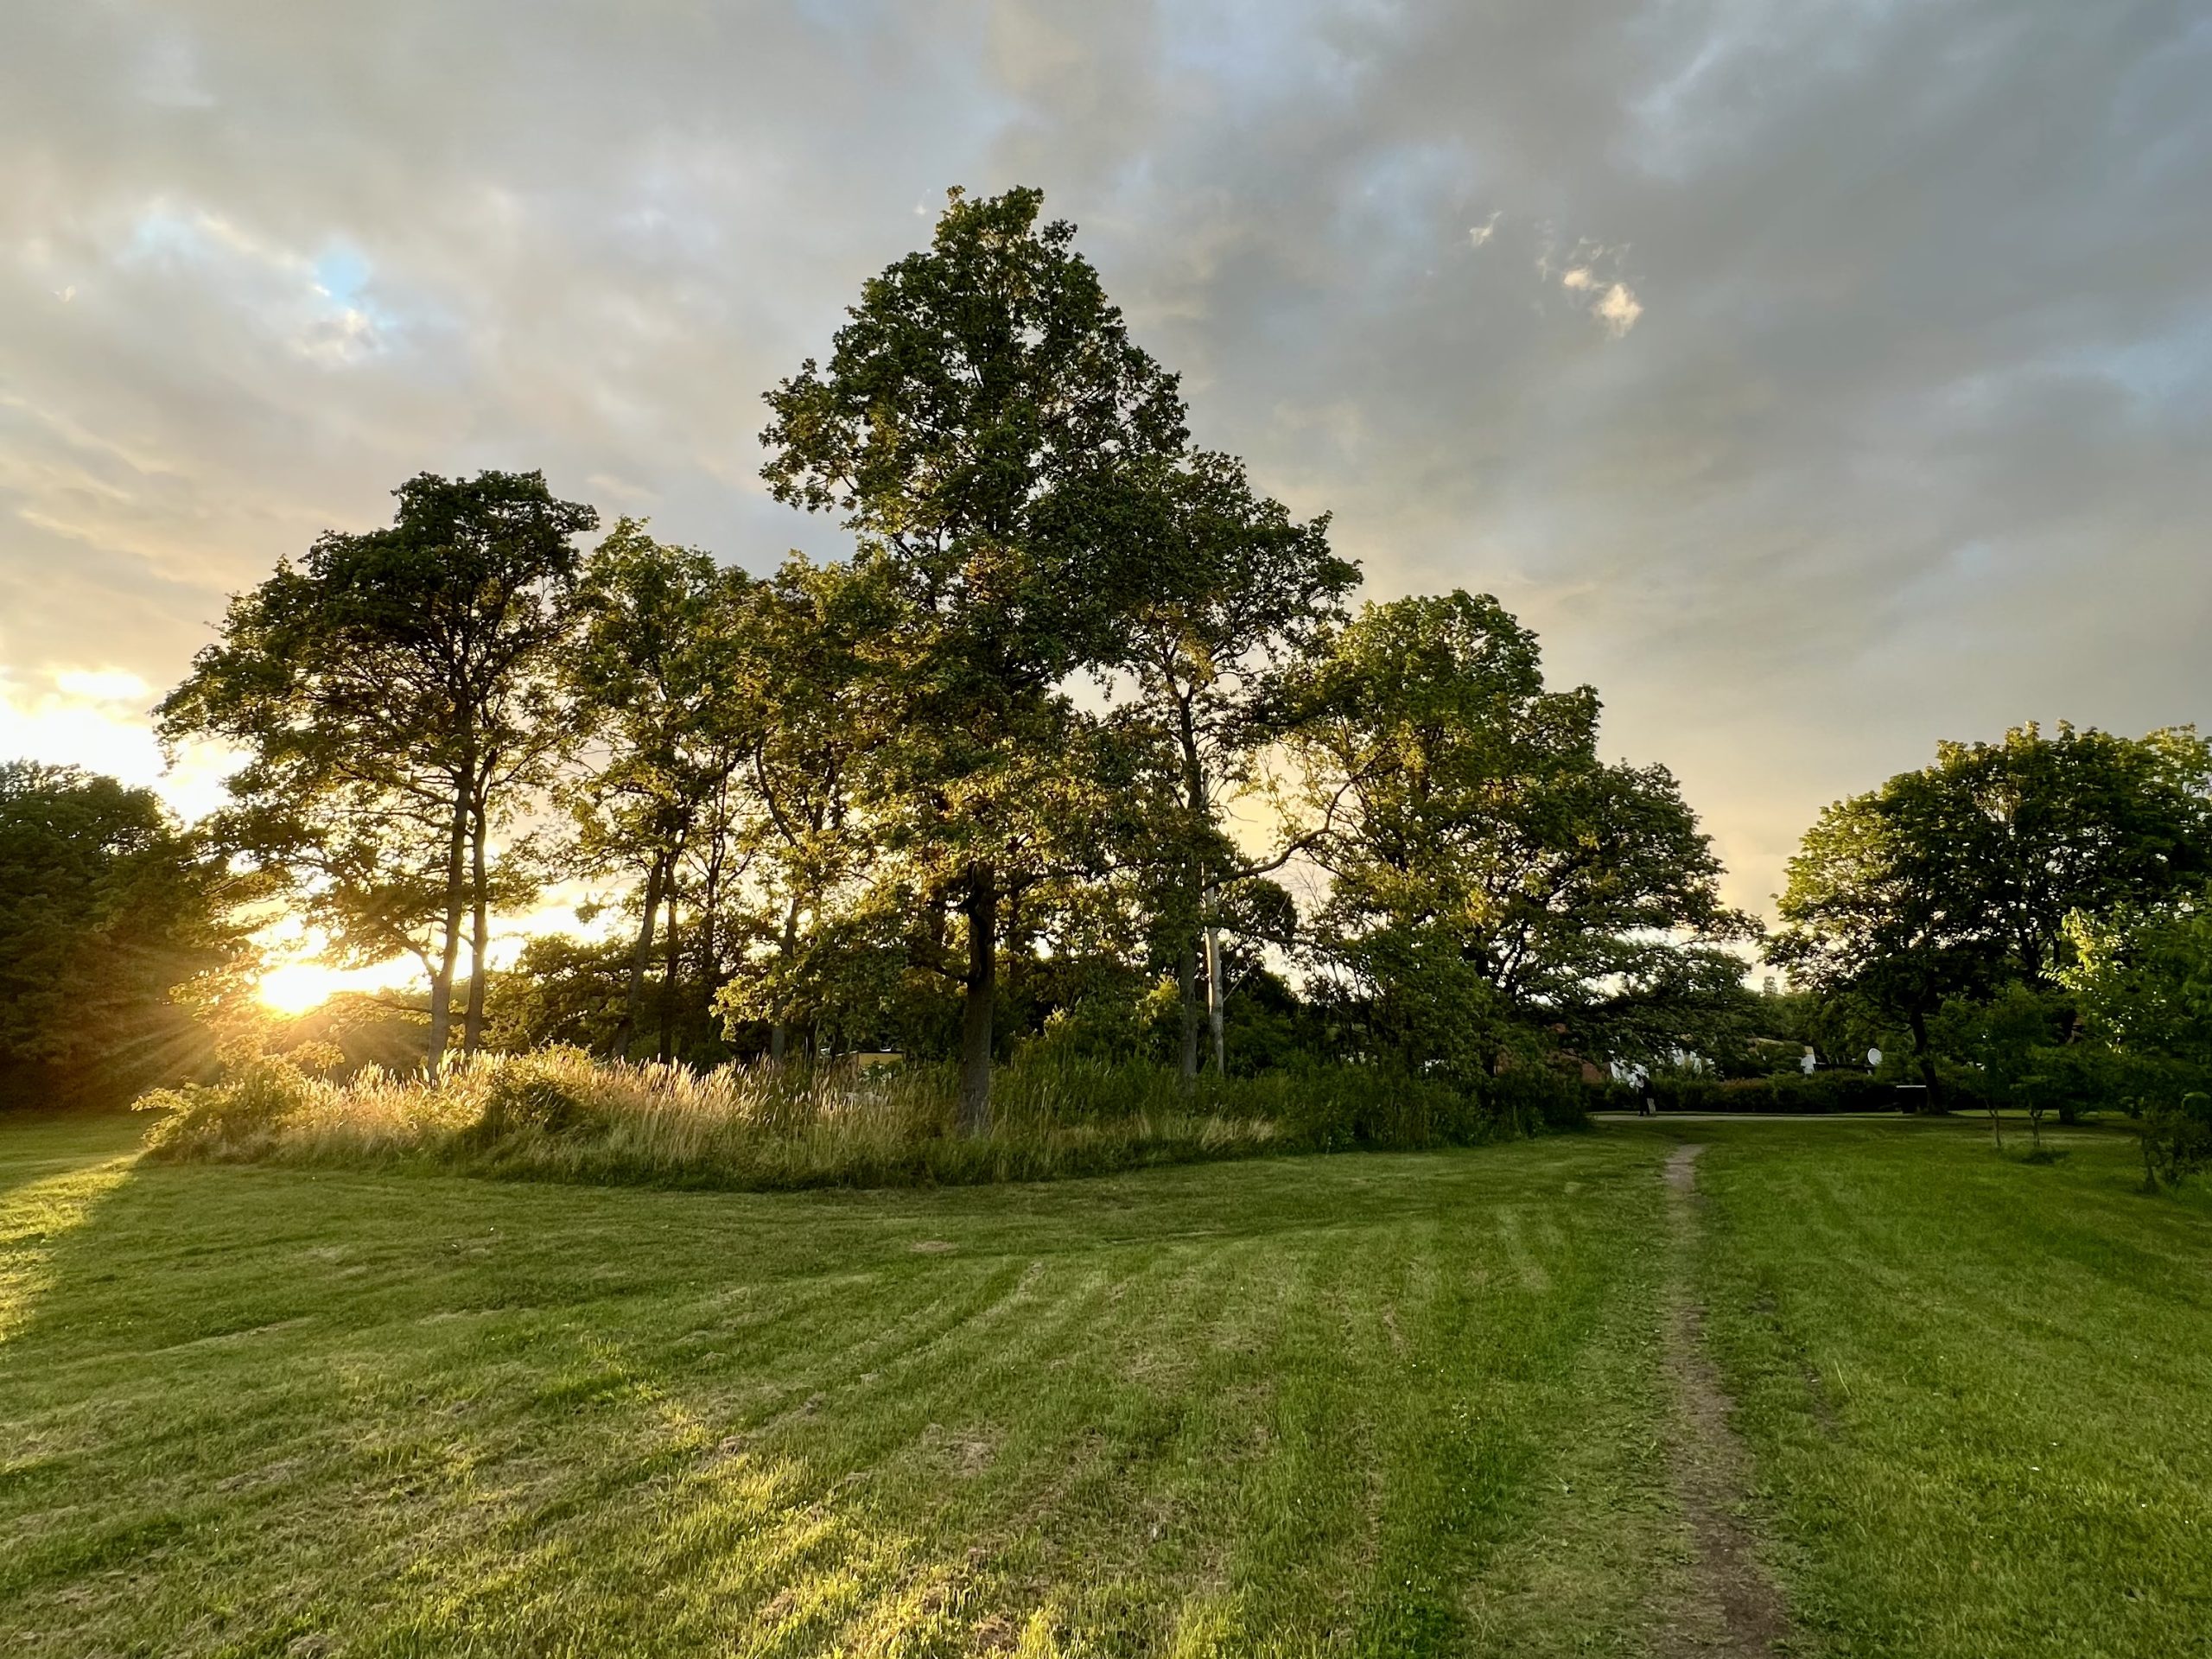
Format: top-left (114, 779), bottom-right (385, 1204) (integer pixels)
top-left (1659, 1144), bottom-right (1791, 1656)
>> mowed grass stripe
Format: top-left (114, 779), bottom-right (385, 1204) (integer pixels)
top-left (0, 1117), bottom-right (1682, 1656)
top-left (1686, 1121), bottom-right (2212, 1659)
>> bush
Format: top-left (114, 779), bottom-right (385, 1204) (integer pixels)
top-left (2140, 1090), bottom-right (2212, 1190)
top-left (473, 1046), bottom-right (607, 1138)
top-left (136, 1055), bottom-right (319, 1153)
top-left (1646, 1071), bottom-right (1902, 1115)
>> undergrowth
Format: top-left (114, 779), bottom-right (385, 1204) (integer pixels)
top-left (136, 1046), bottom-right (1589, 1191)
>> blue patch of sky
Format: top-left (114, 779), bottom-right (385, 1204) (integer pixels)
top-left (122, 205), bottom-right (211, 264)
top-left (310, 242), bottom-right (371, 308)
top-left (789, 0), bottom-right (889, 40)
top-left (2089, 311), bottom-right (2212, 419)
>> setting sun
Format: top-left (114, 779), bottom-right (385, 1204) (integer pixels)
top-left (255, 956), bottom-right (418, 1016)
top-left (256, 960), bottom-right (347, 1015)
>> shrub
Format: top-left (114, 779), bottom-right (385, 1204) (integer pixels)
top-left (1646, 1071), bottom-right (1900, 1114)
top-left (473, 1046), bottom-right (607, 1138)
top-left (136, 1055), bottom-right (319, 1154)
top-left (2141, 1092), bottom-right (2212, 1190)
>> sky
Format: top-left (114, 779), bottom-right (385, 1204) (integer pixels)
top-left (3, 0), bottom-right (2209, 924)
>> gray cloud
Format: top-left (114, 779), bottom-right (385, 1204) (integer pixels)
top-left (3, 0), bottom-right (2207, 913)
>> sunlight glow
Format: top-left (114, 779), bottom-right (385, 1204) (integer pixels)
top-left (255, 951), bottom-right (420, 1015)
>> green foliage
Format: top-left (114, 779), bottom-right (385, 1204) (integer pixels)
top-left (1637, 1072), bottom-right (1904, 1114)
top-left (135, 1053), bottom-right (317, 1151)
top-left (1282, 590), bottom-right (1756, 1080)
top-left (1930, 982), bottom-right (2081, 1148)
top-left (158, 471), bottom-right (598, 1063)
top-left (1775, 723), bottom-right (2212, 1086)
top-left (1106, 448), bottom-right (1357, 1077)
top-left (2064, 893), bottom-right (2212, 1185)
top-left (561, 522), bottom-right (761, 1059)
top-left (482, 933), bottom-right (635, 1056)
top-left (760, 186), bottom-right (1193, 1128)
top-left (0, 761), bottom-right (240, 1103)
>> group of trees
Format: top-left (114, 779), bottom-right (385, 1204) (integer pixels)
top-left (13, 188), bottom-right (2207, 1156)
top-left (12, 193), bottom-right (2208, 1157)
top-left (1771, 721), bottom-right (2212, 1167)
top-left (149, 188), bottom-right (1749, 1126)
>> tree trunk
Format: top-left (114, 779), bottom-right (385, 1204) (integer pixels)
top-left (610, 854), bottom-right (666, 1060)
top-left (958, 861), bottom-right (997, 1136)
top-left (1909, 1007), bottom-right (1940, 1106)
top-left (770, 895), bottom-right (799, 1064)
top-left (658, 885), bottom-right (680, 1065)
top-left (462, 799), bottom-right (490, 1055)
top-left (1205, 912), bottom-right (1226, 1076)
top-left (426, 784), bottom-right (471, 1069)
top-left (1177, 936), bottom-right (1202, 1084)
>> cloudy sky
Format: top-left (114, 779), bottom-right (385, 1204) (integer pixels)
top-left (3, 0), bottom-right (2208, 917)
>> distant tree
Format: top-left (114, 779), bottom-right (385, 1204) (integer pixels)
top-left (482, 933), bottom-right (634, 1056)
top-left (1281, 592), bottom-right (1752, 1081)
top-left (1773, 723), bottom-right (2212, 1094)
top-left (160, 472), bottom-right (597, 1064)
top-left (1112, 451), bottom-right (1356, 1081)
top-left (0, 762), bottom-right (240, 1100)
top-left (760, 186), bottom-right (1188, 1130)
top-left (1934, 982), bottom-right (2072, 1151)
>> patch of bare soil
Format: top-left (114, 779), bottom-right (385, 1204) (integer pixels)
top-left (1659, 1144), bottom-right (1791, 1657)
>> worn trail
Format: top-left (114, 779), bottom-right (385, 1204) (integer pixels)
top-left (1659, 1144), bottom-right (1790, 1656)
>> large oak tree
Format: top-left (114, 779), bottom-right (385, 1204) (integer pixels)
top-left (1281, 592), bottom-right (1753, 1079)
top-left (760, 186), bottom-right (1188, 1129)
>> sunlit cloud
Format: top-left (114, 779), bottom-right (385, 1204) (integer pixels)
top-left (0, 665), bottom-right (237, 821)
top-left (1593, 282), bottom-right (1643, 337)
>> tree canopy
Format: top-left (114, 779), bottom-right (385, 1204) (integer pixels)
top-left (159, 470), bottom-right (598, 1064)
top-left (760, 185), bottom-right (1195, 1129)
top-left (1282, 592), bottom-right (1755, 1082)
top-left (1772, 723), bottom-right (2212, 1083)
top-left (0, 762), bottom-right (238, 1101)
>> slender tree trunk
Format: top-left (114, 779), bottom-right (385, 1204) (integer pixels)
top-left (1205, 913), bottom-right (1227, 1075)
top-left (426, 783), bottom-right (470, 1069)
top-left (658, 885), bottom-right (680, 1065)
top-left (770, 895), bottom-right (800, 1064)
top-left (610, 854), bottom-right (666, 1060)
top-left (1909, 1007), bottom-right (1940, 1107)
top-left (958, 861), bottom-right (997, 1136)
top-left (697, 843), bottom-right (722, 1038)
top-left (462, 798), bottom-right (490, 1055)
top-left (1177, 934), bottom-right (1202, 1084)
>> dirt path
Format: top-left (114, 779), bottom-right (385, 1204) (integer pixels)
top-left (1658, 1144), bottom-right (1790, 1656)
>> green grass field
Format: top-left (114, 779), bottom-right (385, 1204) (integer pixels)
top-left (1, 1114), bottom-right (2207, 1656)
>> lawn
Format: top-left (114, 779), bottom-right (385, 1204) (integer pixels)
top-left (0, 1113), bottom-right (2207, 1656)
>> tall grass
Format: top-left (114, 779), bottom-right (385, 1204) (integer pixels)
top-left (137, 1045), bottom-right (1581, 1192)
